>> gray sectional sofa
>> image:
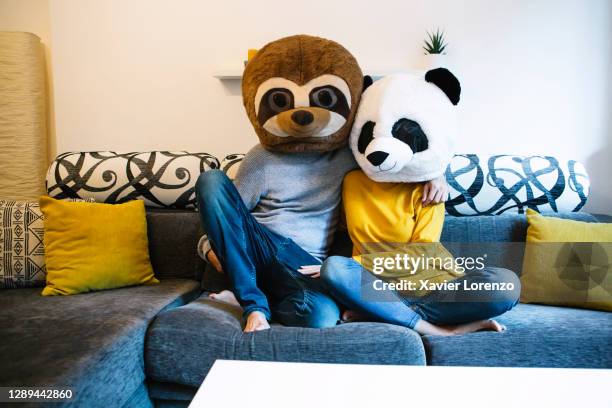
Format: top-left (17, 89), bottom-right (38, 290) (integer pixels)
top-left (1, 151), bottom-right (610, 407)
top-left (1, 208), bottom-right (610, 408)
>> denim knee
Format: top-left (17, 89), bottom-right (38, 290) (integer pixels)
top-left (277, 290), bottom-right (340, 328)
top-left (301, 291), bottom-right (340, 328)
top-left (195, 169), bottom-right (230, 209)
top-left (487, 267), bottom-right (521, 315)
top-left (320, 256), bottom-right (355, 290)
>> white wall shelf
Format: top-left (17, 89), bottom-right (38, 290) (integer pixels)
top-left (213, 69), bottom-right (244, 79)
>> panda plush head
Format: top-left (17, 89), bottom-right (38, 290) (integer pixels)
top-left (350, 68), bottom-right (461, 183)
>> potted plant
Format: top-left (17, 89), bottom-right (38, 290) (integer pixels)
top-left (423, 28), bottom-right (448, 69)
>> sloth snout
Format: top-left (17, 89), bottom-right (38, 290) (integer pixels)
top-left (291, 110), bottom-right (314, 126)
top-left (366, 151), bottom-right (389, 166)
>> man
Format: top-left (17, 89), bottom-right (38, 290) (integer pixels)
top-left (197, 35), bottom-right (447, 332)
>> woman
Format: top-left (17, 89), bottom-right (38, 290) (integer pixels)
top-left (302, 172), bottom-right (520, 336)
top-left (300, 71), bottom-right (520, 335)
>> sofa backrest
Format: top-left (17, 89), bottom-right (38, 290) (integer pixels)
top-left (44, 151), bottom-right (598, 280)
top-left (145, 210), bottom-right (596, 282)
top-left (440, 212), bottom-right (597, 242)
top-left (146, 209), bottom-right (204, 281)
top-left (440, 212), bottom-right (599, 273)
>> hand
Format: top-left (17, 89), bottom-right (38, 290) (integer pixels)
top-left (415, 319), bottom-right (506, 336)
top-left (422, 175), bottom-right (450, 206)
top-left (298, 264), bottom-right (321, 278)
top-left (206, 249), bottom-right (223, 273)
top-left (244, 311), bottom-right (270, 333)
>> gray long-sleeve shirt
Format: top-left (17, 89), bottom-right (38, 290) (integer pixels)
top-left (198, 144), bottom-right (357, 260)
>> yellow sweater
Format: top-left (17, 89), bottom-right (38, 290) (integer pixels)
top-left (342, 170), bottom-right (462, 296)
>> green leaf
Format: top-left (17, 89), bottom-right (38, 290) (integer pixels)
top-left (425, 28), bottom-right (448, 54)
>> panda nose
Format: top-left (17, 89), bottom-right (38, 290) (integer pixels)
top-left (366, 151), bottom-right (389, 166)
top-left (291, 110), bottom-right (314, 126)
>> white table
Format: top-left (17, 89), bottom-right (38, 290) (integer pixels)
top-left (190, 360), bottom-right (612, 408)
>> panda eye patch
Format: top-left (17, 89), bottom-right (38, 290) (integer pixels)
top-left (309, 86), bottom-right (350, 118)
top-left (257, 88), bottom-right (294, 126)
top-left (358, 121), bottom-right (375, 154)
top-left (392, 119), bottom-right (428, 153)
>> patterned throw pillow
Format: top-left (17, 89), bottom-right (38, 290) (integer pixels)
top-left (446, 155), bottom-right (590, 215)
top-left (46, 151), bottom-right (220, 209)
top-left (0, 198), bottom-right (93, 288)
top-left (0, 200), bottom-right (45, 288)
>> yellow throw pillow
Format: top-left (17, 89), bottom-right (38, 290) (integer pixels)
top-left (521, 209), bottom-right (612, 311)
top-left (40, 196), bottom-right (158, 295)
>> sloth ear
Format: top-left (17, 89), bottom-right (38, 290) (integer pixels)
top-left (425, 68), bottom-right (461, 105)
top-left (362, 75), bottom-right (373, 93)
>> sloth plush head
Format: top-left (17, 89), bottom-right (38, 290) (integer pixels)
top-left (350, 68), bottom-right (461, 182)
top-left (242, 35), bottom-right (364, 153)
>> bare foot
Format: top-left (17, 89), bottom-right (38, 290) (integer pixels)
top-left (442, 319), bottom-right (506, 336)
top-left (209, 290), bottom-right (240, 306)
top-left (244, 311), bottom-right (270, 333)
top-left (341, 310), bottom-right (368, 322)
top-left (415, 318), bottom-right (506, 336)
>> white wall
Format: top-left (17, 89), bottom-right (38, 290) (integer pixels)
top-left (0, 0), bottom-right (49, 38)
top-left (2, 0), bottom-right (611, 212)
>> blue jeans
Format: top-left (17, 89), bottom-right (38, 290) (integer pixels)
top-left (320, 256), bottom-right (520, 329)
top-left (195, 170), bottom-right (340, 328)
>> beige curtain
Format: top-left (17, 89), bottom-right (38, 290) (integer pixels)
top-left (0, 32), bottom-right (48, 201)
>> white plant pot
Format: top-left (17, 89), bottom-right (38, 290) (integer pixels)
top-left (422, 53), bottom-right (447, 70)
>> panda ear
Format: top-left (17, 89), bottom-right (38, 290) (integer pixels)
top-left (362, 75), bottom-right (373, 93)
top-left (425, 68), bottom-right (461, 105)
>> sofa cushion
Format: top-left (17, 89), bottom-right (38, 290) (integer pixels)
top-left (122, 383), bottom-right (154, 408)
top-left (440, 212), bottom-right (599, 273)
top-left (0, 278), bottom-right (200, 408)
top-left (422, 303), bottom-right (612, 368)
top-left (148, 381), bottom-right (197, 406)
top-left (146, 209), bottom-right (205, 281)
top-left (202, 212), bottom-right (603, 290)
top-left (145, 295), bottom-right (426, 386)
top-left (441, 212), bottom-right (598, 243)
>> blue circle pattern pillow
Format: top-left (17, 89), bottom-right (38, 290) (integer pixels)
top-left (445, 154), bottom-right (589, 215)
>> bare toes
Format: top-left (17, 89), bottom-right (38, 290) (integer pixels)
top-left (487, 320), bottom-right (504, 332)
